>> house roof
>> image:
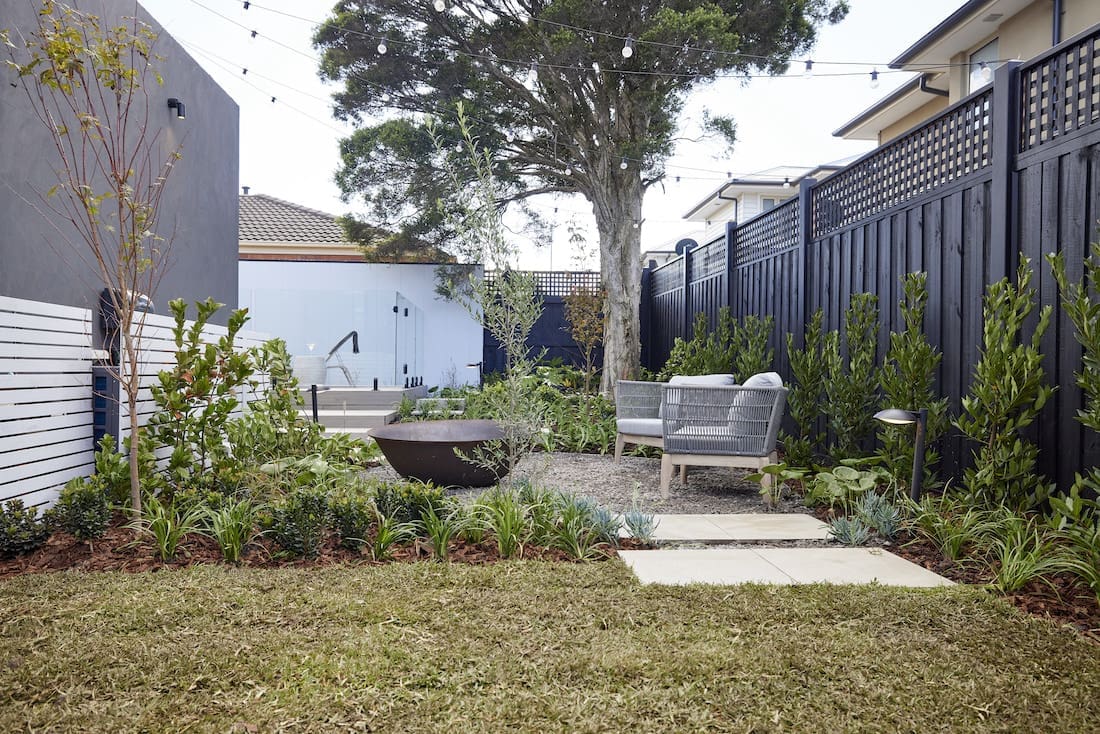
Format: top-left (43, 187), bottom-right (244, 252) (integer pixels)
top-left (832, 76), bottom-right (925, 140)
top-left (238, 194), bottom-right (349, 244)
top-left (889, 0), bottom-right (1032, 69)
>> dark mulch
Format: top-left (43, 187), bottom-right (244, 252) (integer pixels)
top-left (0, 514), bottom-right (641, 579)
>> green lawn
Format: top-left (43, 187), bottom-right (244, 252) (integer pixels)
top-left (1, 561), bottom-right (1097, 732)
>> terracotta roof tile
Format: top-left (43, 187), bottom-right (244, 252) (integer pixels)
top-left (238, 194), bottom-right (349, 244)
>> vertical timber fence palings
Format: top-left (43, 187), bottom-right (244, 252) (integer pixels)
top-left (643, 22), bottom-right (1100, 488)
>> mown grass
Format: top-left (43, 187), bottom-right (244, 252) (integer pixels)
top-left (1, 562), bottom-right (1098, 732)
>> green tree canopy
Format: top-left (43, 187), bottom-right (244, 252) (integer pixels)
top-left (314, 0), bottom-right (848, 391)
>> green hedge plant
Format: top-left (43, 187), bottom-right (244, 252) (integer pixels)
top-left (782, 309), bottom-right (828, 467)
top-left (954, 259), bottom-right (1054, 512)
top-left (825, 293), bottom-right (880, 459)
top-left (0, 499), bottom-right (50, 557)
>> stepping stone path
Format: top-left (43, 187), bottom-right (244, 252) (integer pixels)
top-left (619, 514), bottom-right (954, 588)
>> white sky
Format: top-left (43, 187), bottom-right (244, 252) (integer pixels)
top-left (141, 0), bottom-right (963, 270)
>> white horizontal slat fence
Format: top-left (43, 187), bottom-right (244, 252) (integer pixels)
top-left (0, 296), bottom-right (96, 508)
top-left (1, 297), bottom-right (271, 510)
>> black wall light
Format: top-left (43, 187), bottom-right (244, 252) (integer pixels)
top-left (167, 97), bottom-right (186, 119)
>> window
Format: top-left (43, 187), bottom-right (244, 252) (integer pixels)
top-left (968, 39), bottom-right (998, 93)
top-left (761, 197), bottom-right (777, 211)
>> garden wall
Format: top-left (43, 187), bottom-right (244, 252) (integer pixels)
top-left (643, 23), bottom-right (1100, 489)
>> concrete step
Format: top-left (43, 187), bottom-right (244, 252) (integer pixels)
top-left (299, 409), bottom-right (397, 430)
top-left (299, 385), bottom-right (428, 411)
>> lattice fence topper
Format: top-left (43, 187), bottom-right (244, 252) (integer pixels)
top-left (650, 258), bottom-right (683, 297)
top-left (734, 198), bottom-right (799, 266)
top-left (1019, 25), bottom-right (1100, 153)
top-left (812, 88), bottom-right (993, 239)
top-left (690, 237), bottom-right (729, 281)
top-left (484, 270), bottom-right (600, 297)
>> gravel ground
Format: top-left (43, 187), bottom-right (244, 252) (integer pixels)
top-left (362, 451), bottom-right (812, 515)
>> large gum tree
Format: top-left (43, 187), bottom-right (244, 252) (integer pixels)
top-left (314, 0), bottom-right (848, 393)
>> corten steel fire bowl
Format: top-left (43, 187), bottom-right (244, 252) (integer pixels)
top-left (369, 419), bottom-right (509, 487)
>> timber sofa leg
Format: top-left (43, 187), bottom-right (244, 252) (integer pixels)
top-left (680, 464), bottom-right (688, 484)
top-left (660, 455), bottom-right (674, 498)
top-left (614, 435), bottom-right (624, 463)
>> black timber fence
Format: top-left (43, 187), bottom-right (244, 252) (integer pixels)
top-left (641, 22), bottom-right (1100, 489)
top-left (483, 270), bottom-right (602, 375)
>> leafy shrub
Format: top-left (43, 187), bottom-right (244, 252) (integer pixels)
top-left (266, 488), bottom-right (330, 558)
top-left (52, 477), bottom-right (112, 541)
top-left (827, 515), bottom-right (872, 546)
top-left (877, 273), bottom-right (949, 488)
top-left (563, 287), bottom-right (605, 393)
top-left (128, 493), bottom-right (205, 561)
top-left (747, 463), bottom-right (810, 509)
top-left (782, 310), bottom-right (828, 466)
top-left (734, 314), bottom-right (775, 383)
top-left (331, 494), bottom-right (375, 550)
top-left (805, 464), bottom-right (890, 514)
top-left (955, 260), bottom-right (1054, 512)
top-left (372, 481), bottom-right (446, 525)
top-left (0, 499), bottom-right (49, 557)
top-left (92, 435), bottom-right (131, 506)
top-left (204, 498), bottom-right (259, 563)
top-left (657, 308), bottom-right (774, 382)
top-left (824, 293), bottom-right (880, 459)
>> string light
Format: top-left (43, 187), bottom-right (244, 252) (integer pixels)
top-left (505, 131), bottom-right (515, 143)
top-left (564, 166), bottom-right (572, 176)
top-left (803, 59), bottom-right (813, 78)
top-left (782, 177), bottom-right (791, 189)
top-left (433, 0), bottom-right (446, 11)
top-left (526, 62), bottom-right (537, 84)
top-left (620, 158), bottom-right (628, 170)
top-left (621, 36), bottom-right (635, 59)
top-left (978, 61), bottom-right (993, 83)
top-left (591, 61), bottom-right (600, 74)
top-left (250, 29), bottom-right (257, 39)
top-left (377, 39), bottom-right (388, 54)
top-left (242, 1), bottom-right (249, 8)
top-left (870, 69), bottom-right (879, 88)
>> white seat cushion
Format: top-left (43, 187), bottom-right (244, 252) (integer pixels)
top-left (668, 373), bottom-right (736, 386)
top-left (616, 418), bottom-right (663, 437)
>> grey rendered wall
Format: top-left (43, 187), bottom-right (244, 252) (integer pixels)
top-left (0, 0), bottom-right (238, 333)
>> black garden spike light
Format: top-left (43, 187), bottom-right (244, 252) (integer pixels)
top-left (873, 408), bottom-right (928, 501)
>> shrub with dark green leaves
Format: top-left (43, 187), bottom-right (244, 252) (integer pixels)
top-left (266, 488), bottom-right (330, 557)
top-left (372, 481), bottom-right (446, 525)
top-left (825, 293), bottom-right (880, 459)
top-left (92, 435), bottom-right (131, 506)
top-left (52, 477), bottom-right (112, 541)
top-left (0, 499), bottom-right (50, 557)
top-left (955, 259), bottom-right (1054, 512)
top-left (782, 309), bottom-right (828, 467)
top-left (877, 273), bottom-right (949, 488)
top-left (657, 308), bottom-right (774, 382)
top-left (331, 494), bottom-right (375, 550)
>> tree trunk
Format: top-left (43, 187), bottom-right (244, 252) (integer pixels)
top-left (122, 329), bottom-right (142, 515)
top-left (593, 176), bottom-right (643, 398)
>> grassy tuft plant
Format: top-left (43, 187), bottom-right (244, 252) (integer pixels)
top-left (827, 515), bottom-right (873, 546)
top-left (369, 507), bottom-right (417, 562)
top-left (204, 498), bottom-right (259, 563)
top-left (982, 513), bottom-right (1062, 594)
top-left (128, 494), bottom-right (205, 562)
top-left (907, 494), bottom-right (996, 562)
top-left (1055, 519), bottom-right (1100, 604)
top-left (483, 490), bottom-right (529, 559)
top-left (421, 504), bottom-right (466, 562)
top-left (552, 515), bottom-right (603, 561)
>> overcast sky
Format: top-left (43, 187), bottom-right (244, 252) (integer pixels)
top-left (140, 0), bottom-right (963, 269)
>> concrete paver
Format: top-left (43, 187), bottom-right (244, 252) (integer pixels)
top-left (649, 513), bottom-right (829, 542)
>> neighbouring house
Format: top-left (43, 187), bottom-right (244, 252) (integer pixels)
top-left (237, 192), bottom-right (483, 389)
top-left (679, 159), bottom-right (856, 247)
top-left (835, 0), bottom-right (1100, 144)
top-left (0, 0), bottom-right (240, 334)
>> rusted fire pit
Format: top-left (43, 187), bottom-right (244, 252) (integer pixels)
top-left (369, 419), bottom-right (509, 487)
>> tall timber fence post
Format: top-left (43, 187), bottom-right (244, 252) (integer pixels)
top-left (795, 177), bottom-right (817, 352)
top-left (725, 221), bottom-right (738, 319)
top-left (639, 260), bottom-right (654, 371)
top-left (681, 242), bottom-right (695, 338)
top-left (989, 60), bottom-right (1021, 282)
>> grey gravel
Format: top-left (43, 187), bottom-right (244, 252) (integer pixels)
top-left (363, 451), bottom-right (813, 515)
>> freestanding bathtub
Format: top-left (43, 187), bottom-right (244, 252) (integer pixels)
top-left (369, 419), bottom-right (509, 487)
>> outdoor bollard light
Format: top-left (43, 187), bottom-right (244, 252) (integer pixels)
top-left (873, 408), bottom-right (928, 501)
top-left (466, 361), bottom-right (484, 388)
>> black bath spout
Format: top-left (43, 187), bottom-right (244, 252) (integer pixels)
top-left (327, 330), bottom-right (359, 359)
